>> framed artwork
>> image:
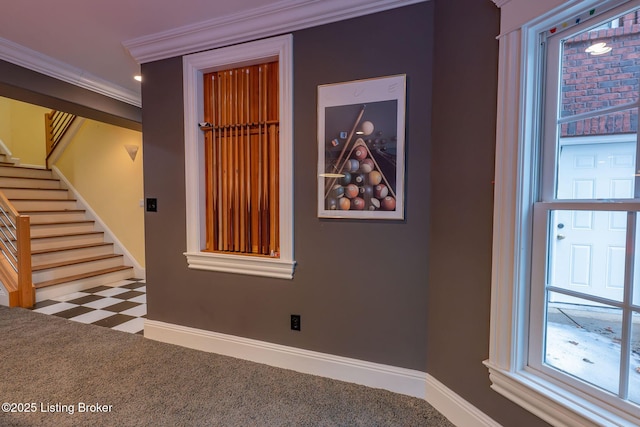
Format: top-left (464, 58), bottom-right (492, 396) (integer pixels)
top-left (317, 75), bottom-right (406, 219)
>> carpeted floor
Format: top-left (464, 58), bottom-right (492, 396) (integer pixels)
top-left (0, 306), bottom-right (454, 426)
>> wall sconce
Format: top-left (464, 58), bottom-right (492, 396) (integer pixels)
top-left (124, 144), bottom-right (139, 161)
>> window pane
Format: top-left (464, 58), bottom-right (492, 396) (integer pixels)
top-left (560, 15), bottom-right (640, 121)
top-left (630, 311), bottom-right (640, 404)
top-left (560, 111), bottom-right (637, 140)
top-left (549, 210), bottom-right (627, 303)
top-left (545, 291), bottom-right (622, 395)
top-left (635, 216), bottom-right (640, 307)
top-left (629, 312), bottom-right (640, 403)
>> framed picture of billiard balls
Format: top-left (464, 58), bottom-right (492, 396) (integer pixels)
top-left (317, 75), bottom-right (406, 219)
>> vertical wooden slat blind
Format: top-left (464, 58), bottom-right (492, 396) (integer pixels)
top-left (203, 61), bottom-right (279, 256)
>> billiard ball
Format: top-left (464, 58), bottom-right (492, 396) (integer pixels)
top-left (374, 184), bottom-right (388, 199)
top-left (352, 173), bottom-right (365, 185)
top-left (353, 146), bottom-right (367, 160)
top-left (327, 198), bottom-right (338, 210)
top-left (351, 197), bottom-right (365, 210)
top-left (359, 159), bottom-right (374, 173)
top-left (361, 121), bottom-right (374, 136)
top-left (331, 184), bottom-right (344, 198)
top-left (340, 172), bottom-right (352, 185)
top-left (368, 170), bottom-right (382, 185)
top-left (360, 185), bottom-right (373, 201)
top-left (345, 184), bottom-right (359, 198)
top-left (346, 159), bottom-right (359, 173)
top-left (339, 197), bottom-right (351, 210)
top-left (381, 196), bottom-right (396, 211)
top-left (369, 198), bottom-right (380, 210)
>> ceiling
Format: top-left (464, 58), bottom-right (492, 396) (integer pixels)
top-left (0, 0), bottom-right (423, 107)
top-left (0, 0), bottom-right (279, 104)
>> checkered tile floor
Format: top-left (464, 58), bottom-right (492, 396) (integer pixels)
top-left (31, 279), bottom-right (146, 335)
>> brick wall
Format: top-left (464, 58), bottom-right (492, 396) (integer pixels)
top-left (561, 11), bottom-right (640, 137)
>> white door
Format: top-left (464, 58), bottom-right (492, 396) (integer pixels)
top-left (550, 141), bottom-right (636, 303)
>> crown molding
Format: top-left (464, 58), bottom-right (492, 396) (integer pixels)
top-left (0, 37), bottom-right (141, 107)
top-left (124, 0), bottom-right (428, 64)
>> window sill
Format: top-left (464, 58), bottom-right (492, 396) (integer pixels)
top-left (484, 361), bottom-right (639, 427)
top-left (184, 251), bottom-right (296, 279)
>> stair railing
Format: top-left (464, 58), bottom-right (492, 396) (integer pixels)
top-left (0, 192), bottom-right (32, 308)
top-left (45, 110), bottom-right (76, 158)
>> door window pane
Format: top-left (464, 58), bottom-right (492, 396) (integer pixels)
top-left (556, 132), bottom-right (637, 200)
top-left (549, 210), bottom-right (627, 303)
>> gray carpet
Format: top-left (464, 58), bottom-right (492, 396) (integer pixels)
top-left (0, 306), bottom-right (454, 426)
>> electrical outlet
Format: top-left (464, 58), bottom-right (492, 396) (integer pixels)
top-left (290, 314), bottom-right (301, 331)
top-left (146, 198), bottom-right (157, 212)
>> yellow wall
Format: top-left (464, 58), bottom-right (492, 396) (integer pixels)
top-left (54, 120), bottom-right (145, 267)
top-left (0, 99), bottom-right (10, 145)
top-left (0, 97), bottom-right (48, 167)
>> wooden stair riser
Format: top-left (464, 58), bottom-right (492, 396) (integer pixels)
top-left (1, 188), bottom-right (69, 200)
top-left (32, 244), bottom-right (115, 267)
top-left (33, 256), bottom-right (124, 283)
top-left (10, 199), bottom-right (78, 211)
top-left (31, 233), bottom-right (105, 251)
top-left (35, 267), bottom-right (134, 300)
top-left (0, 177), bottom-right (61, 189)
top-left (30, 222), bottom-right (96, 238)
top-left (27, 211), bottom-right (87, 224)
top-left (0, 166), bottom-right (53, 180)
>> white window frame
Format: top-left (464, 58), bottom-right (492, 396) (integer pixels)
top-left (485, 0), bottom-right (640, 425)
top-left (182, 34), bottom-right (296, 279)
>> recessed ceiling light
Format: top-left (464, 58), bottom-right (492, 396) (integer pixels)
top-left (585, 42), bottom-right (612, 55)
top-left (134, 75), bottom-right (142, 82)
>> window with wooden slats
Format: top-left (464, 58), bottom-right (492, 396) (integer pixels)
top-left (202, 61), bottom-right (280, 256)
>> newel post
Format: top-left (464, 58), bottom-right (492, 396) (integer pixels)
top-left (16, 215), bottom-right (33, 308)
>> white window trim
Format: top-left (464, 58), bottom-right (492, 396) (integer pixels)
top-left (182, 34), bottom-right (296, 280)
top-left (485, 0), bottom-right (640, 425)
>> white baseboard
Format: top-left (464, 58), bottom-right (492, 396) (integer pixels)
top-left (144, 319), bottom-right (500, 427)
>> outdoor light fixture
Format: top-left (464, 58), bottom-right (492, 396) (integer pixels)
top-left (585, 42), bottom-right (612, 55)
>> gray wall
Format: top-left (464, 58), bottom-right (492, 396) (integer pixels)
top-left (142, 2), bottom-right (433, 371)
top-left (428, 1), bottom-right (549, 425)
top-left (141, 1), bottom-right (549, 425)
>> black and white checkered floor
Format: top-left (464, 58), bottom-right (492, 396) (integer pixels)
top-left (30, 279), bottom-right (146, 335)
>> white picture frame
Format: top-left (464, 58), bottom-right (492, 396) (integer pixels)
top-left (317, 75), bottom-right (406, 219)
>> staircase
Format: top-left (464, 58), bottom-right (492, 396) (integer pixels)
top-left (0, 164), bottom-right (134, 302)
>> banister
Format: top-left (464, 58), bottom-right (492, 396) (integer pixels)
top-left (16, 216), bottom-right (33, 308)
top-left (45, 110), bottom-right (76, 158)
top-left (0, 191), bottom-right (21, 219)
top-left (0, 190), bottom-right (33, 308)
